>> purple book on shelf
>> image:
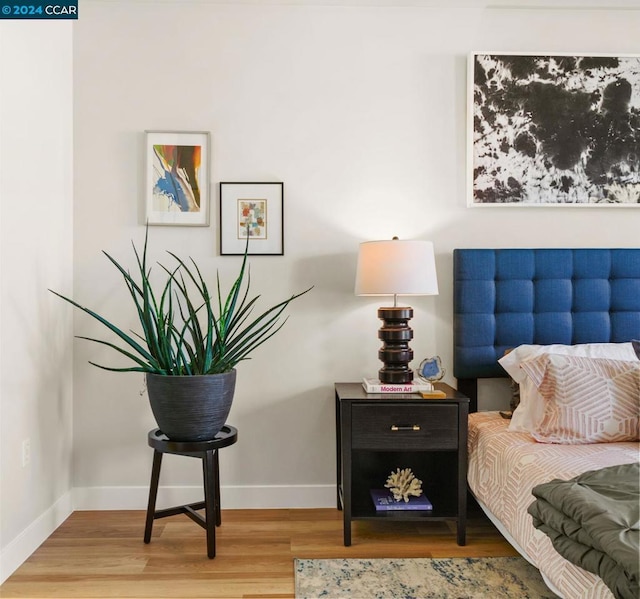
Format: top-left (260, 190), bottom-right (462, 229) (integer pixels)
top-left (370, 489), bottom-right (433, 511)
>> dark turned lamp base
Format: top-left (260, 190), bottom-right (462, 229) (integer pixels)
top-left (377, 306), bottom-right (414, 383)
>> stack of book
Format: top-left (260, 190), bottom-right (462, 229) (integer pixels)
top-left (362, 378), bottom-right (433, 394)
top-left (370, 489), bottom-right (433, 511)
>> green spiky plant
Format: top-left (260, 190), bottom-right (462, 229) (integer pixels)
top-left (50, 228), bottom-right (311, 375)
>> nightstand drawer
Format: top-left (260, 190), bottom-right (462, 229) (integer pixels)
top-left (351, 404), bottom-right (458, 450)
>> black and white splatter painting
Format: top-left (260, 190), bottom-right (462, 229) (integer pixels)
top-left (470, 53), bottom-right (640, 205)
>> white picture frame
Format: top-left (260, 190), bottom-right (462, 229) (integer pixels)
top-left (468, 52), bottom-right (640, 207)
top-left (145, 130), bottom-right (210, 225)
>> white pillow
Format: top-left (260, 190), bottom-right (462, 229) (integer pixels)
top-left (499, 343), bottom-right (638, 433)
top-left (499, 342), bottom-right (638, 382)
top-left (508, 376), bottom-right (545, 432)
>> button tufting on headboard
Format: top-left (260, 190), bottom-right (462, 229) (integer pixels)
top-left (453, 248), bottom-right (640, 411)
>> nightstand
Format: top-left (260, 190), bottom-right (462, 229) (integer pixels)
top-left (335, 382), bottom-right (469, 546)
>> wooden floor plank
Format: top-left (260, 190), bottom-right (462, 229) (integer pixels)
top-left (0, 507), bottom-right (516, 598)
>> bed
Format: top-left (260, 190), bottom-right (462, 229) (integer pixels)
top-left (453, 248), bottom-right (640, 599)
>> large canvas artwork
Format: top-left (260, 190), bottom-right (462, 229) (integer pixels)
top-left (468, 53), bottom-right (640, 206)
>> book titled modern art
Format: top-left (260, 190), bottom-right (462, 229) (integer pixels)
top-left (362, 378), bottom-right (433, 394)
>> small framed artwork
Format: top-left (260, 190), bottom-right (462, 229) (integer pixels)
top-left (145, 130), bottom-right (210, 225)
top-left (219, 182), bottom-right (284, 255)
top-left (468, 53), bottom-right (640, 206)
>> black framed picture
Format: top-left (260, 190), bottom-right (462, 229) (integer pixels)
top-left (219, 182), bottom-right (284, 255)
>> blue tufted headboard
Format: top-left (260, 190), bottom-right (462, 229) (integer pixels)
top-left (453, 248), bottom-right (640, 411)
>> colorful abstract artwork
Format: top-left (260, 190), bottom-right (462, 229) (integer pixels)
top-left (469, 53), bottom-right (640, 206)
top-left (238, 199), bottom-right (267, 239)
top-left (145, 131), bottom-right (210, 225)
top-left (152, 144), bottom-right (201, 212)
top-left (220, 183), bottom-right (283, 255)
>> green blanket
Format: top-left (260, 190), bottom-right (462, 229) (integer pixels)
top-left (528, 462), bottom-right (639, 599)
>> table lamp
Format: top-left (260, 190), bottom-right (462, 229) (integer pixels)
top-left (355, 237), bottom-right (438, 384)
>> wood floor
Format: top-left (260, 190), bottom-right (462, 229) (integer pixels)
top-left (0, 506), bottom-right (518, 598)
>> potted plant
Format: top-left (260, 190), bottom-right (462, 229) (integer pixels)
top-left (51, 228), bottom-right (311, 441)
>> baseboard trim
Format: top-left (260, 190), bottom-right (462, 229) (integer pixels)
top-left (0, 491), bottom-right (73, 584)
top-left (72, 484), bottom-right (336, 511)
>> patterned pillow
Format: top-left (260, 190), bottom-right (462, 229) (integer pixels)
top-left (519, 354), bottom-right (640, 444)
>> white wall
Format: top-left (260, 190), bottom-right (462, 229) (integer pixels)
top-left (70, 1), bottom-right (640, 510)
top-left (0, 22), bottom-right (74, 582)
top-left (0, 0), bottom-right (637, 584)
top-left (0, 0), bottom-right (637, 580)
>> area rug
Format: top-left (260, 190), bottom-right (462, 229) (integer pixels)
top-left (294, 557), bottom-right (558, 598)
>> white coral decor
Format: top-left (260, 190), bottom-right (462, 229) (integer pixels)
top-left (384, 467), bottom-right (423, 502)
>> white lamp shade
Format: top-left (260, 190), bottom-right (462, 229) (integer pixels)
top-left (355, 239), bottom-right (439, 296)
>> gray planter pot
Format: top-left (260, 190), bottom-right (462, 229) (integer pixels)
top-left (146, 370), bottom-right (236, 441)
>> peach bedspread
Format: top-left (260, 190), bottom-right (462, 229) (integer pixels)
top-left (468, 411), bottom-right (639, 599)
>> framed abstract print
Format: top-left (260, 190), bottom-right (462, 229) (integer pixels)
top-left (145, 131), bottom-right (210, 225)
top-left (219, 182), bottom-right (284, 255)
top-left (468, 53), bottom-right (640, 206)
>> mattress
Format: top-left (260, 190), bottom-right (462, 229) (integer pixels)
top-left (468, 411), bottom-right (639, 599)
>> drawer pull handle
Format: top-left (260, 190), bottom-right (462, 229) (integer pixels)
top-left (390, 424), bottom-right (421, 431)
